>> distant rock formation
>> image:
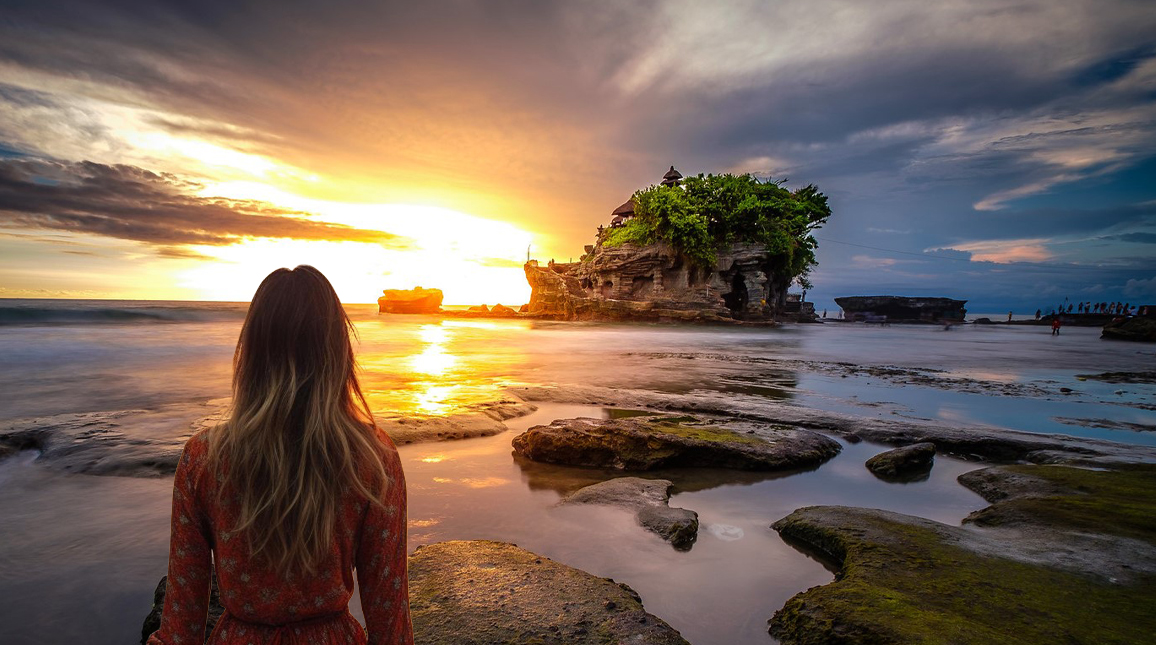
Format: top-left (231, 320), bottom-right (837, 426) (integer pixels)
top-left (835, 295), bottom-right (966, 323)
top-left (524, 242), bottom-right (795, 322)
top-left (1101, 314), bottom-right (1156, 342)
top-left (378, 287), bottom-right (443, 314)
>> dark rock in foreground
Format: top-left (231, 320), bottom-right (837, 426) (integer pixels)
top-left (0, 405), bottom-right (217, 477)
top-left (563, 477), bottom-right (699, 550)
top-left (141, 574), bottom-right (224, 644)
top-left (1101, 316), bottom-right (1156, 342)
top-left (769, 464), bottom-right (1156, 645)
top-left (409, 540), bottom-right (689, 645)
top-left (144, 540), bottom-right (688, 645)
top-left (511, 415), bottom-right (840, 471)
top-left (864, 442), bottom-right (936, 481)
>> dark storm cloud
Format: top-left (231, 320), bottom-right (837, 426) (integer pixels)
top-left (0, 159), bottom-right (410, 248)
top-left (1108, 232), bottom-right (1156, 244)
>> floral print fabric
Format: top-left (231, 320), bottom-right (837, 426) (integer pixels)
top-left (146, 429), bottom-right (413, 645)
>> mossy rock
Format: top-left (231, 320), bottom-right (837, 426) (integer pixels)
top-left (511, 415), bottom-right (840, 471)
top-left (409, 540), bottom-right (689, 644)
top-left (864, 442), bottom-right (936, 481)
top-left (768, 465), bottom-right (1156, 645)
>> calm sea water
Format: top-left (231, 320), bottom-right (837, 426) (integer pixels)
top-left (0, 299), bottom-right (1153, 645)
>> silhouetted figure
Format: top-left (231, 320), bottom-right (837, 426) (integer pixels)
top-left (1051, 317), bottom-right (1062, 336)
top-left (1007, 311), bottom-right (1013, 322)
top-left (1035, 309), bottom-right (1041, 320)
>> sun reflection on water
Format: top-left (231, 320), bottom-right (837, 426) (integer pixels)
top-left (355, 316), bottom-right (528, 418)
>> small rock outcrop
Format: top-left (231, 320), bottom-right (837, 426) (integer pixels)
top-left (864, 442), bottom-right (936, 481)
top-left (834, 295), bottom-right (967, 323)
top-left (511, 415), bottom-right (841, 471)
top-left (409, 540), bottom-right (690, 645)
top-left (1101, 315), bottom-right (1156, 342)
top-left (378, 287), bottom-right (443, 314)
top-left (563, 477), bottom-right (699, 550)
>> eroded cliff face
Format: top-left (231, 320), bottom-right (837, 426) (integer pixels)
top-left (525, 241), bottom-right (790, 322)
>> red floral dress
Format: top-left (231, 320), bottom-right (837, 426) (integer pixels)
top-left (146, 429), bottom-right (413, 645)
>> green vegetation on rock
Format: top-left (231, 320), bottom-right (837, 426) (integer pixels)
top-left (603, 173), bottom-right (831, 284)
top-left (966, 463), bottom-right (1156, 543)
top-left (769, 464), bottom-right (1156, 645)
top-left (647, 420), bottom-right (767, 445)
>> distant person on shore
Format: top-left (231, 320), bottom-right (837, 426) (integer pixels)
top-left (1077, 303), bottom-right (1084, 314)
top-left (1035, 309), bottom-right (1041, 320)
top-left (822, 309), bottom-right (827, 318)
top-left (1007, 311), bottom-right (1013, 322)
top-left (1051, 317), bottom-right (1062, 335)
top-left (146, 266), bottom-right (414, 645)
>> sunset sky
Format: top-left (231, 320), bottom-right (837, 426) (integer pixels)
top-left (1, 0), bottom-right (1155, 309)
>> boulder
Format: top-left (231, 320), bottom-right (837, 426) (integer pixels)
top-left (563, 477), bottom-right (699, 550)
top-left (466, 304), bottom-right (490, 313)
top-left (864, 442), bottom-right (936, 480)
top-left (409, 540), bottom-right (690, 645)
top-left (511, 415), bottom-right (840, 471)
top-left (378, 287), bottom-right (443, 314)
top-left (1101, 316), bottom-right (1156, 342)
top-left (488, 303), bottom-right (517, 317)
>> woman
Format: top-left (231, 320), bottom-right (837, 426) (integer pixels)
top-left (147, 266), bottom-right (413, 645)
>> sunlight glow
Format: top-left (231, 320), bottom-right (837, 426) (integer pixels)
top-left (174, 182), bottom-right (534, 305)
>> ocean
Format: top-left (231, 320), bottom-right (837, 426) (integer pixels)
top-left (1, 299), bottom-right (1153, 645)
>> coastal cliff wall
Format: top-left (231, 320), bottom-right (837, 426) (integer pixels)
top-left (525, 241), bottom-right (791, 322)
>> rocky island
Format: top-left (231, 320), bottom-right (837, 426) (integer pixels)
top-left (524, 168), bottom-right (830, 322)
top-left (378, 287), bottom-right (443, 314)
top-left (834, 295), bottom-right (967, 323)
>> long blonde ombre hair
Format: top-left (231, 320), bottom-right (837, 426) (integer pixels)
top-left (208, 265), bottom-right (388, 575)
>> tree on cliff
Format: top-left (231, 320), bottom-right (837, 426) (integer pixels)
top-left (604, 174), bottom-right (831, 287)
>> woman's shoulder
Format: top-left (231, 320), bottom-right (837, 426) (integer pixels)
top-left (175, 427), bottom-right (219, 478)
top-left (183, 427), bottom-right (213, 458)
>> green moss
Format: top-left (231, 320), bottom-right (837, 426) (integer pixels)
top-left (647, 420), bottom-right (766, 445)
top-left (771, 465), bottom-right (1156, 645)
top-left (970, 464), bottom-right (1156, 542)
top-left (605, 408), bottom-right (660, 419)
